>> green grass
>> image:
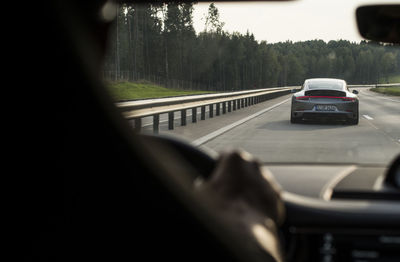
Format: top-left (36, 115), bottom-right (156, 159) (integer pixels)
top-left (370, 87), bottom-right (400, 96)
top-left (106, 81), bottom-right (215, 101)
top-left (379, 74), bottom-right (400, 84)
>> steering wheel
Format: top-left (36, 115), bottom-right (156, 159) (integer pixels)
top-left (135, 134), bottom-right (400, 261)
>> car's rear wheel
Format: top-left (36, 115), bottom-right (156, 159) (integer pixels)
top-left (348, 113), bottom-right (359, 125)
top-left (290, 113), bottom-right (300, 124)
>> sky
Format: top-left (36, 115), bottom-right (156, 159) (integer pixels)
top-left (192, 0), bottom-right (400, 43)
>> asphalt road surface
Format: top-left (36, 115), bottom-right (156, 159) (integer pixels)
top-left (161, 88), bottom-right (400, 166)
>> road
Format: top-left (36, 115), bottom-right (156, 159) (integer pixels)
top-left (161, 88), bottom-right (400, 166)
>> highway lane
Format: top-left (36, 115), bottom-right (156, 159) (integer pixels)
top-left (154, 88), bottom-right (399, 197)
top-left (201, 88), bottom-right (400, 166)
top-left (357, 89), bottom-right (400, 144)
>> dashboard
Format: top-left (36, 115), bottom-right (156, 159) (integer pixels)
top-left (264, 164), bottom-right (400, 262)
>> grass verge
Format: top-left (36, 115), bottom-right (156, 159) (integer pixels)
top-left (379, 74), bottom-right (400, 84)
top-left (370, 87), bottom-right (400, 96)
top-left (106, 81), bottom-right (215, 101)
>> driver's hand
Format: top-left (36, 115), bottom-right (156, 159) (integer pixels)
top-left (196, 150), bottom-right (285, 262)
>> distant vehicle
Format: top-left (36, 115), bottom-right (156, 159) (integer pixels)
top-left (290, 78), bottom-right (359, 124)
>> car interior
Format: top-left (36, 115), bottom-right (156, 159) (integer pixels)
top-left (24, 1), bottom-right (400, 262)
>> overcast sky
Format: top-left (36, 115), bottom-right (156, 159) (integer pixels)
top-left (192, 0), bottom-right (400, 43)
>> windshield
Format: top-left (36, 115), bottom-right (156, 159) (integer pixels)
top-left (306, 80), bottom-right (345, 91)
top-left (103, 0), bottom-right (400, 166)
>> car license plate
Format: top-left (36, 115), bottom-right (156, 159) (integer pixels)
top-left (315, 105), bottom-right (337, 111)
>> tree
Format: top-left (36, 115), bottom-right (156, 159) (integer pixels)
top-left (204, 3), bottom-right (225, 34)
top-left (103, 3), bottom-right (400, 90)
top-left (381, 52), bottom-right (398, 82)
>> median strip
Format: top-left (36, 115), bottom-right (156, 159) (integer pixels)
top-left (192, 98), bottom-right (290, 146)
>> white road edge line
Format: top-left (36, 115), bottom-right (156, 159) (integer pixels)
top-left (191, 98), bottom-right (290, 146)
top-left (363, 114), bottom-right (374, 120)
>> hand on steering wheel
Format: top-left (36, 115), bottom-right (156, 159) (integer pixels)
top-left (196, 150), bottom-right (285, 262)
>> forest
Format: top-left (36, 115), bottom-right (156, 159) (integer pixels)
top-left (102, 2), bottom-right (400, 91)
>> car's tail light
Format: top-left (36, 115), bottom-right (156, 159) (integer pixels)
top-left (295, 96), bottom-right (310, 100)
top-left (341, 97), bottom-right (356, 102)
top-left (296, 96), bottom-right (356, 102)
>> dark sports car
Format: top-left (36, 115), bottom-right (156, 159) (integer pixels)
top-left (291, 78), bottom-right (359, 124)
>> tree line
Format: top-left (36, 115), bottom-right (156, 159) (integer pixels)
top-left (103, 2), bottom-right (400, 91)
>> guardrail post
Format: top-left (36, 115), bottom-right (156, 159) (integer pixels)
top-left (134, 118), bottom-right (141, 132)
top-left (228, 101), bottom-right (232, 112)
top-left (222, 102), bottom-right (226, 114)
top-left (233, 100), bottom-right (236, 111)
top-left (192, 108), bottom-right (197, 123)
top-left (201, 106), bottom-right (205, 120)
top-left (168, 112), bottom-right (174, 130)
top-left (209, 104), bottom-right (214, 118)
top-left (216, 103), bottom-right (220, 116)
top-left (153, 114), bottom-right (159, 134)
top-left (245, 98), bottom-right (248, 107)
top-left (181, 109), bottom-right (186, 126)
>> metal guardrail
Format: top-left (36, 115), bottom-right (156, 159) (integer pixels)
top-left (349, 83), bottom-right (400, 88)
top-left (116, 83), bottom-right (399, 133)
top-left (117, 86), bottom-right (300, 133)
top-left (375, 83), bottom-right (400, 88)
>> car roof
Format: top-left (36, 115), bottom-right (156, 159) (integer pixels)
top-left (305, 78), bottom-right (346, 84)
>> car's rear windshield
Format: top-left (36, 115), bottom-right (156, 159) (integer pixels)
top-left (306, 81), bottom-right (344, 90)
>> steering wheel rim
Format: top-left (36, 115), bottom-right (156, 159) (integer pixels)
top-left (138, 134), bottom-right (400, 231)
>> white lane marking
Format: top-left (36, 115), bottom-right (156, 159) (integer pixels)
top-left (380, 97), bottom-right (400, 103)
top-left (363, 114), bottom-right (374, 120)
top-left (192, 98), bottom-right (290, 146)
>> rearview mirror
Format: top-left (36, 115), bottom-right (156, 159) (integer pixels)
top-left (352, 90), bottom-right (359, 94)
top-left (356, 5), bottom-right (400, 44)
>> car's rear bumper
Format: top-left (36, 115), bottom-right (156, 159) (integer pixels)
top-left (292, 110), bottom-right (357, 120)
top-left (291, 99), bottom-right (359, 120)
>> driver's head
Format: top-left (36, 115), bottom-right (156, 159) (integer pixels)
top-left (54, 0), bottom-right (116, 65)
